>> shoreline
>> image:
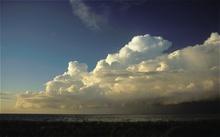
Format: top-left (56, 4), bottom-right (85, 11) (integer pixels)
top-left (1, 120), bottom-right (219, 137)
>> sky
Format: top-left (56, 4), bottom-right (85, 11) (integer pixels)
top-left (0, 0), bottom-right (219, 114)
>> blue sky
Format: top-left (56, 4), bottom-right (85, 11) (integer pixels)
top-left (1, 0), bottom-right (219, 114)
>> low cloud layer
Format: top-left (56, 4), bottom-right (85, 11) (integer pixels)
top-left (0, 92), bottom-right (15, 100)
top-left (15, 33), bottom-right (220, 113)
top-left (69, 0), bottom-right (106, 30)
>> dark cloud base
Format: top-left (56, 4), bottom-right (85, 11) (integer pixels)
top-left (137, 99), bottom-right (220, 115)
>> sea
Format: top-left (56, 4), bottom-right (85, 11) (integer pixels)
top-left (0, 114), bottom-right (219, 122)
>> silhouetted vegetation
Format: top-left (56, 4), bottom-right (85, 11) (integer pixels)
top-left (0, 120), bottom-right (219, 137)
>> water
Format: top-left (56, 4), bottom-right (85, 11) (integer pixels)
top-left (0, 114), bottom-right (219, 122)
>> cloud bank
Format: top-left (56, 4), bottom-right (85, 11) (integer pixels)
top-left (69, 0), bottom-right (106, 30)
top-left (0, 92), bottom-right (15, 100)
top-left (15, 33), bottom-right (220, 113)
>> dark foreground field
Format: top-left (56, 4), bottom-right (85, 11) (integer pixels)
top-left (0, 120), bottom-right (219, 137)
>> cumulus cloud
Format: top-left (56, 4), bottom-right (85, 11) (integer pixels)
top-left (104, 34), bottom-right (172, 68)
top-left (69, 0), bottom-right (106, 30)
top-left (15, 33), bottom-right (220, 113)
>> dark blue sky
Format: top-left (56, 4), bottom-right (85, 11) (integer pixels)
top-left (1, 0), bottom-right (219, 94)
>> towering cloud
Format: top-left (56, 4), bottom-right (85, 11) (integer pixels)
top-left (94, 34), bottom-right (172, 72)
top-left (69, 0), bottom-right (106, 30)
top-left (15, 33), bottom-right (220, 113)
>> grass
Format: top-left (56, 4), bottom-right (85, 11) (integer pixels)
top-left (0, 120), bottom-right (219, 137)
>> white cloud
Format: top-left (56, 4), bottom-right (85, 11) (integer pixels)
top-left (15, 33), bottom-right (220, 113)
top-left (69, 0), bottom-right (106, 30)
top-left (94, 34), bottom-right (171, 73)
